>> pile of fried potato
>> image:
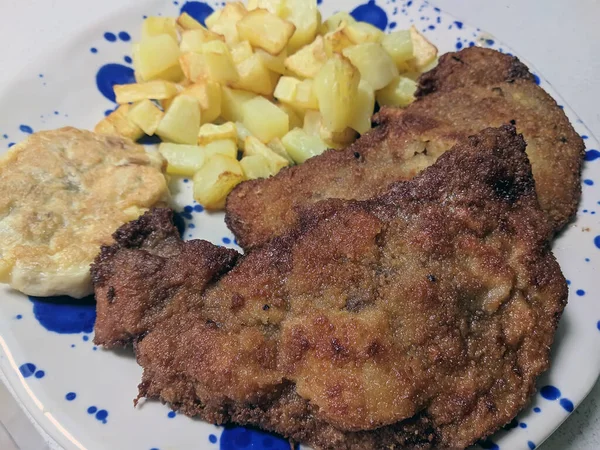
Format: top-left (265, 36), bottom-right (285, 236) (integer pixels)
top-left (95, 0), bottom-right (437, 210)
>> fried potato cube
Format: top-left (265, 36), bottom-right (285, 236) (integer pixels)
top-left (114, 80), bottom-right (179, 104)
top-left (303, 110), bottom-right (321, 136)
top-left (142, 17), bottom-right (178, 41)
top-left (320, 11), bottom-right (356, 34)
top-left (267, 137), bottom-right (294, 164)
top-left (231, 54), bottom-right (279, 96)
top-left (221, 87), bottom-right (257, 122)
top-left (208, 2), bottom-right (248, 45)
top-left (349, 80), bottom-right (375, 134)
top-left (230, 40), bottom-right (254, 63)
top-left (304, 110), bottom-right (356, 148)
top-left (159, 143), bottom-right (205, 176)
top-left (323, 26), bottom-right (354, 56)
top-left (198, 122), bottom-right (237, 145)
top-left (342, 21), bottom-right (384, 44)
top-left (202, 40), bottom-right (240, 83)
top-left (242, 96), bottom-right (289, 142)
top-left (274, 77), bottom-right (318, 110)
top-left (135, 35), bottom-right (181, 81)
top-left (237, 9), bottom-right (296, 55)
top-left (180, 28), bottom-right (225, 53)
top-left (382, 30), bottom-right (414, 70)
top-left (193, 154), bottom-right (244, 210)
top-left (314, 54), bottom-right (360, 132)
top-left (156, 95), bottom-right (201, 144)
top-left (278, 103), bottom-right (303, 130)
top-left (234, 121), bottom-right (253, 150)
top-left (295, 79), bottom-right (319, 110)
top-left (247, 0), bottom-right (285, 16)
top-left (202, 140), bottom-right (238, 159)
top-left (283, 0), bottom-right (320, 53)
top-left (176, 12), bottom-right (204, 30)
top-left (342, 43), bottom-right (398, 90)
top-left (284, 35), bottom-right (327, 78)
top-left (273, 76), bottom-right (299, 104)
top-left (281, 128), bottom-right (328, 164)
top-left (244, 135), bottom-right (289, 173)
top-left (240, 155), bottom-right (275, 179)
top-left (181, 81), bottom-right (222, 125)
top-left (408, 26), bottom-right (438, 71)
top-left (95, 105), bottom-right (144, 141)
top-left (256, 48), bottom-right (288, 74)
top-left (128, 99), bottom-right (164, 136)
top-left (376, 75), bottom-right (417, 107)
top-left (205, 9), bottom-right (222, 29)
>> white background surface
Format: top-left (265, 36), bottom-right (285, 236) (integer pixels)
top-left (0, 0), bottom-right (598, 449)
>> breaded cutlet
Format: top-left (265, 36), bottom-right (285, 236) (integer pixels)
top-left (93, 126), bottom-right (567, 449)
top-left (225, 47), bottom-right (584, 250)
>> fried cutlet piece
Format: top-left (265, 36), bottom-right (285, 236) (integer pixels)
top-left (225, 47), bottom-right (584, 250)
top-left (93, 126), bottom-right (567, 449)
top-left (0, 127), bottom-right (169, 298)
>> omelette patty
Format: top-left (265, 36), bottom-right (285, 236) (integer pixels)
top-left (0, 127), bottom-right (169, 298)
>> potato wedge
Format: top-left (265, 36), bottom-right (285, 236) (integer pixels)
top-left (376, 75), bottom-right (417, 107)
top-left (240, 154), bottom-right (275, 179)
top-left (242, 96), bottom-right (289, 142)
top-left (342, 43), bottom-right (398, 90)
top-left (95, 105), bottom-right (144, 141)
top-left (180, 28), bottom-right (225, 53)
top-left (159, 143), bottom-right (205, 176)
top-left (231, 54), bottom-right (279, 96)
top-left (221, 87), bottom-right (257, 122)
top-left (342, 21), bottom-right (384, 44)
top-left (313, 54), bottom-right (360, 132)
top-left (156, 95), bottom-right (201, 144)
top-left (237, 9), bottom-right (296, 55)
top-left (142, 17), bottom-right (178, 41)
top-left (193, 154), bottom-right (244, 210)
top-left (198, 122), bottom-right (237, 145)
top-left (128, 99), bottom-right (164, 136)
top-left (283, 0), bottom-right (320, 53)
top-left (244, 135), bottom-right (289, 173)
top-left (114, 80), bottom-right (179, 104)
top-left (284, 35), bottom-right (327, 78)
top-left (135, 34), bottom-right (181, 81)
top-left (181, 81), bottom-right (222, 125)
top-left (281, 128), bottom-right (328, 164)
top-left (408, 26), bottom-right (438, 71)
top-left (382, 30), bottom-right (414, 70)
top-left (349, 80), bottom-right (375, 134)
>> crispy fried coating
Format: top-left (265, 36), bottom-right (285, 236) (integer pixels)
top-left (93, 126), bottom-right (567, 449)
top-left (225, 47), bottom-right (584, 250)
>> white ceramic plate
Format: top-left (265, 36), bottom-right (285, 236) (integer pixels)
top-left (0, 1), bottom-right (599, 449)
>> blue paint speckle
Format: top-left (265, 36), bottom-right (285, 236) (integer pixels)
top-left (95, 409), bottom-right (109, 424)
top-left (19, 363), bottom-right (36, 378)
top-left (351, 1), bottom-right (388, 31)
top-left (29, 295), bottom-right (95, 334)
top-left (184, 205), bottom-right (194, 215)
top-left (528, 442), bottom-right (536, 450)
top-left (54, 111), bottom-right (59, 115)
top-left (576, 289), bottom-right (585, 296)
top-left (560, 398), bottom-right (574, 412)
top-left (533, 407), bottom-right (541, 413)
top-left (19, 125), bottom-right (33, 134)
top-left (180, 2), bottom-right (215, 26)
top-left (90, 47), bottom-right (98, 54)
top-left (595, 236), bottom-right (600, 249)
top-left (540, 385), bottom-right (561, 401)
top-left (88, 406), bottom-right (97, 414)
top-left (428, 25), bottom-right (435, 30)
top-left (222, 237), bottom-right (231, 244)
top-left (168, 411), bottom-right (176, 418)
top-left (533, 74), bottom-right (540, 85)
top-left (389, 22), bottom-right (397, 29)
top-left (2, 134), bottom-right (7, 139)
top-left (83, 335), bottom-right (89, 341)
top-left (585, 150), bottom-right (600, 162)
top-left (485, 39), bottom-right (494, 46)
top-left (183, 178), bottom-right (189, 183)
top-left (209, 434), bottom-right (218, 444)
top-left (118, 31), bottom-right (131, 42)
top-left (189, 223), bottom-right (196, 229)
top-left (219, 426), bottom-right (290, 450)
top-left (194, 204), bottom-right (204, 212)
top-left (519, 422), bottom-right (527, 429)
top-left (104, 32), bottom-right (117, 42)
top-left (124, 55), bottom-right (133, 64)
top-left (16, 314), bottom-right (22, 320)
top-left (96, 63), bottom-right (135, 102)
top-left (584, 179), bottom-right (594, 186)
top-left (8, 142), bottom-right (15, 148)
top-left (597, 320), bottom-right (600, 331)
top-left (66, 392), bottom-right (77, 401)
top-left (456, 41), bottom-right (463, 50)
top-left (34, 370), bottom-right (45, 379)
top-left (454, 21), bottom-right (463, 29)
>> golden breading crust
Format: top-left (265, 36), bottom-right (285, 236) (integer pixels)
top-left (93, 126), bottom-right (567, 449)
top-left (0, 127), bottom-right (169, 298)
top-left (225, 47), bottom-right (584, 250)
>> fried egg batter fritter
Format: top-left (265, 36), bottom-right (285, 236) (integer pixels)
top-left (93, 127), bottom-right (567, 449)
top-left (0, 127), bottom-right (169, 298)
